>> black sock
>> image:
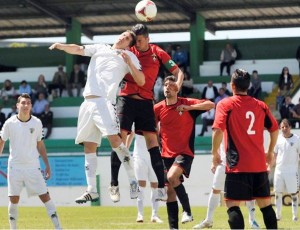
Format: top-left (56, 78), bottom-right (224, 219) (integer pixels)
top-left (110, 150), bottom-right (121, 186)
top-left (167, 201), bottom-right (179, 229)
top-left (174, 184), bottom-right (191, 215)
top-left (260, 205), bottom-right (277, 229)
top-left (227, 206), bottom-right (244, 229)
top-left (149, 146), bottom-right (165, 188)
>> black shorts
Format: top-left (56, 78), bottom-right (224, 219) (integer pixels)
top-left (224, 172), bottom-right (271, 201)
top-left (163, 154), bottom-right (194, 182)
top-left (117, 96), bottom-right (156, 134)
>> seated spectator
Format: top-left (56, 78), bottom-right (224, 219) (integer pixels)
top-left (269, 103), bottom-right (281, 124)
top-left (222, 82), bottom-right (232, 96)
top-left (68, 64), bottom-right (86, 97)
top-left (40, 104), bottom-right (53, 139)
top-left (290, 97), bottom-right (300, 128)
top-left (18, 80), bottom-right (32, 97)
top-left (220, 43), bottom-right (237, 76)
top-left (1, 79), bottom-right (16, 104)
top-left (165, 43), bottom-right (175, 58)
top-left (181, 70), bottom-right (195, 97)
top-left (215, 87), bottom-right (228, 105)
top-left (33, 74), bottom-right (48, 100)
top-left (6, 104), bottom-right (18, 119)
top-left (48, 65), bottom-right (68, 97)
top-left (173, 45), bottom-right (188, 71)
top-left (248, 70), bottom-right (262, 99)
top-left (32, 92), bottom-right (49, 117)
top-left (278, 66), bottom-right (293, 95)
top-left (198, 108), bottom-right (215, 136)
top-left (0, 106), bottom-right (6, 130)
top-left (153, 76), bottom-right (163, 102)
top-left (279, 96), bottom-right (295, 126)
top-left (201, 80), bottom-right (219, 102)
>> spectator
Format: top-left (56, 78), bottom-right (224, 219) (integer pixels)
top-left (269, 103), bottom-right (281, 124)
top-left (48, 65), bottom-right (68, 97)
top-left (32, 92), bottom-right (49, 117)
top-left (201, 80), bottom-right (219, 102)
top-left (6, 104), bottom-right (18, 119)
top-left (0, 106), bottom-right (6, 130)
top-left (181, 69), bottom-right (195, 97)
top-left (40, 104), bottom-right (53, 139)
top-left (33, 74), bottom-right (48, 100)
top-left (18, 80), bottom-right (32, 97)
top-left (1, 79), bottom-right (16, 103)
top-left (215, 87), bottom-right (228, 105)
top-left (172, 45), bottom-right (188, 71)
top-left (279, 96), bottom-right (295, 125)
top-left (248, 70), bottom-right (262, 99)
top-left (296, 46), bottom-right (300, 76)
top-left (278, 66), bottom-right (293, 95)
top-left (221, 82), bottom-right (232, 96)
top-left (165, 43), bottom-right (175, 58)
top-left (68, 64), bottom-right (86, 97)
top-left (198, 108), bottom-right (215, 136)
top-left (220, 43), bottom-right (237, 76)
top-left (290, 97), bottom-right (300, 128)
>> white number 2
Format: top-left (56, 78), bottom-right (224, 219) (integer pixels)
top-left (246, 111), bottom-right (256, 135)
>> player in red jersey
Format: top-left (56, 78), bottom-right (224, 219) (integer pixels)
top-left (155, 76), bottom-right (214, 229)
top-left (109, 24), bottom-right (184, 202)
top-left (212, 69), bottom-right (279, 229)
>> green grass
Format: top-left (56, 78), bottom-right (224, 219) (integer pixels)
top-left (0, 205), bottom-right (298, 229)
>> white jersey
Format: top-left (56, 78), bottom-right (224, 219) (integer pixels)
top-left (274, 133), bottom-right (300, 173)
top-left (83, 43), bottom-right (141, 104)
top-left (0, 115), bottom-right (44, 169)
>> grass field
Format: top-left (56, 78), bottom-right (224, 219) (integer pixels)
top-left (0, 205), bottom-right (298, 229)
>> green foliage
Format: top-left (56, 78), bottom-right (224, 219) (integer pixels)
top-left (0, 205), bottom-right (298, 229)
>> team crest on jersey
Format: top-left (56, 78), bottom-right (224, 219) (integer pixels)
top-left (30, 128), bottom-right (34, 133)
top-left (290, 142), bottom-right (294, 146)
top-left (151, 54), bottom-right (158, 62)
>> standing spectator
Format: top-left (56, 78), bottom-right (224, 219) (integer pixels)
top-left (109, 24), bottom-right (184, 203)
top-left (273, 119), bottom-right (299, 222)
top-left (201, 80), bottom-right (218, 102)
top-left (1, 79), bottom-right (16, 104)
top-left (39, 104), bottom-right (53, 139)
top-left (6, 105), bottom-right (18, 119)
top-left (212, 69), bottom-right (278, 229)
top-left (68, 64), bottom-right (86, 97)
top-left (198, 108), bottom-right (215, 136)
top-left (48, 65), bottom-right (68, 97)
top-left (18, 80), bottom-right (32, 97)
top-left (49, 29), bottom-right (144, 203)
top-left (248, 70), bottom-right (262, 99)
top-left (0, 93), bottom-right (62, 230)
top-left (173, 45), bottom-right (188, 71)
top-left (181, 69), bottom-right (195, 97)
top-left (296, 46), bottom-right (300, 76)
top-left (0, 106), bottom-right (6, 130)
top-left (278, 67), bottom-right (293, 95)
top-left (222, 82), bottom-right (232, 96)
top-left (279, 96), bottom-right (295, 124)
top-left (154, 76), bottom-right (214, 229)
top-left (33, 74), bottom-right (48, 100)
top-left (32, 92), bottom-right (49, 117)
top-left (220, 43), bottom-right (237, 76)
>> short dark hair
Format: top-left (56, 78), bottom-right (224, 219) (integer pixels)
top-left (164, 75), bottom-right (176, 83)
top-left (231, 69), bottom-right (250, 92)
top-left (131, 24), bottom-right (149, 37)
top-left (280, 118), bottom-right (291, 127)
top-left (126, 30), bottom-right (136, 47)
top-left (17, 93), bottom-right (31, 103)
top-left (252, 70), bottom-right (258, 74)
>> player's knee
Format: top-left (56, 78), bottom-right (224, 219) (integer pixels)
top-left (227, 206), bottom-right (244, 229)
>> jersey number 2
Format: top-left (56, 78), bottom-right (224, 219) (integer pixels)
top-left (246, 111), bottom-right (256, 135)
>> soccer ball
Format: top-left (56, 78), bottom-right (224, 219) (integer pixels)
top-left (135, 0), bottom-right (157, 22)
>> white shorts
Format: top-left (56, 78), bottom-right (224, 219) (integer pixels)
top-left (273, 171), bottom-right (299, 194)
top-left (75, 98), bottom-right (120, 145)
top-left (8, 167), bottom-right (48, 197)
top-left (133, 157), bottom-right (157, 183)
top-left (212, 164), bottom-right (226, 191)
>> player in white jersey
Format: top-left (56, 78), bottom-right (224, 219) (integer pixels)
top-left (49, 30), bottom-right (145, 203)
top-left (0, 93), bottom-right (61, 230)
top-left (132, 134), bottom-right (163, 223)
top-left (193, 142), bottom-right (260, 229)
top-left (273, 119), bottom-right (300, 222)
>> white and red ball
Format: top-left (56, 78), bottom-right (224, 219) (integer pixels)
top-left (135, 0), bottom-right (157, 22)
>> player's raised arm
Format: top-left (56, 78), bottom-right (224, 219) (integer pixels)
top-left (171, 66), bottom-right (184, 91)
top-left (49, 43), bottom-right (85, 56)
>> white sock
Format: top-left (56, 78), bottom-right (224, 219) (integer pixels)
top-left (8, 202), bottom-right (18, 230)
top-left (151, 187), bottom-right (159, 217)
top-left (44, 200), bottom-right (61, 229)
top-left (137, 186), bottom-right (145, 216)
top-left (206, 192), bottom-right (220, 221)
top-left (85, 153), bottom-right (97, 193)
top-left (291, 194), bottom-right (298, 218)
top-left (275, 193), bottom-right (283, 218)
top-left (246, 200), bottom-right (256, 222)
top-left (113, 143), bottom-right (136, 182)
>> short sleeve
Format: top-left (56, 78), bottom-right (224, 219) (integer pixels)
top-left (0, 120), bottom-right (9, 141)
top-left (36, 119), bottom-right (44, 141)
top-left (83, 44), bottom-right (105, 57)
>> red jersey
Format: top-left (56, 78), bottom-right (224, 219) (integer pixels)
top-left (154, 97), bottom-right (206, 158)
top-left (212, 95), bottom-right (278, 173)
top-left (119, 44), bottom-right (178, 100)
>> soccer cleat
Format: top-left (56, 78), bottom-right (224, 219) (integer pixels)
top-left (293, 216), bottom-right (298, 222)
top-left (250, 220), bottom-right (260, 229)
top-left (151, 215), bottom-right (163, 223)
top-left (156, 187), bottom-right (168, 201)
top-left (136, 214), bottom-right (144, 223)
top-left (75, 191), bottom-right (99, 204)
top-left (130, 180), bottom-right (139, 199)
top-left (108, 185), bottom-right (120, 203)
top-left (181, 211), bottom-right (193, 224)
top-left (193, 219), bottom-right (213, 229)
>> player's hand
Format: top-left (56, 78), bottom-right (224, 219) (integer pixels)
top-left (176, 105), bottom-right (189, 112)
top-left (212, 153), bottom-right (221, 170)
top-left (44, 166), bottom-right (51, 180)
top-left (211, 163), bottom-right (217, 174)
top-left (49, 43), bottom-right (60, 50)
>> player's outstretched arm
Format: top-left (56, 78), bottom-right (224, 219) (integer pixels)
top-left (176, 100), bottom-right (215, 112)
top-left (37, 140), bottom-right (51, 180)
top-left (49, 43), bottom-right (85, 56)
